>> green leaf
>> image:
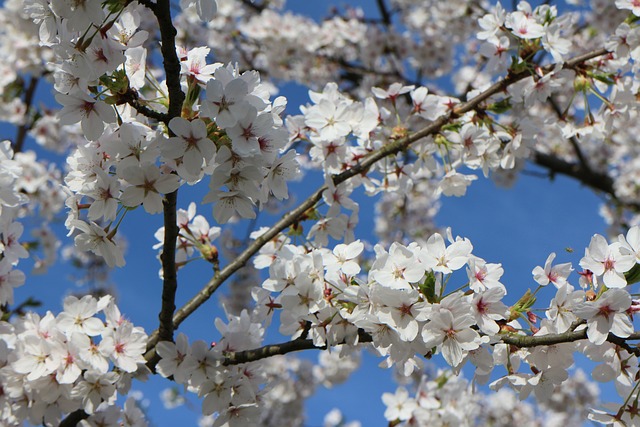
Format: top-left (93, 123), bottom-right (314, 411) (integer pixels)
top-left (487, 97), bottom-right (512, 114)
top-left (418, 271), bottom-right (438, 303)
top-left (625, 263), bottom-right (640, 285)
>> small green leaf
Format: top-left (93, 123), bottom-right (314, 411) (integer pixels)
top-left (418, 271), bottom-right (438, 303)
top-left (625, 263), bottom-right (640, 285)
top-left (487, 98), bottom-right (512, 114)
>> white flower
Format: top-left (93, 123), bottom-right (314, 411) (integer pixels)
top-left (56, 295), bottom-right (106, 337)
top-left (86, 168), bottom-right (120, 222)
top-left (123, 46), bottom-right (147, 92)
top-left (181, 0), bottom-right (217, 22)
top-left (532, 253), bottom-right (573, 288)
top-left (180, 47), bottom-right (220, 83)
top-left (372, 243), bottom-right (424, 290)
top-left (437, 170), bottom-right (477, 197)
top-left (305, 99), bottom-right (352, 141)
top-left (72, 371), bottom-right (119, 414)
top-left (156, 333), bottom-right (197, 384)
top-left (324, 240), bottom-right (364, 277)
top-left (55, 91), bottom-right (116, 141)
top-left (201, 74), bottom-right (252, 128)
top-left (471, 287), bottom-right (509, 335)
top-left (546, 284), bottom-right (584, 333)
top-left (382, 387), bottom-right (417, 422)
top-left (120, 163), bottom-right (181, 214)
top-left (420, 232), bottom-right (473, 274)
top-left (617, 0), bottom-right (640, 16)
top-left (72, 220), bottom-right (125, 268)
top-left (205, 189), bottom-right (256, 224)
top-left (505, 11), bottom-right (545, 40)
top-left (375, 287), bottom-right (430, 342)
top-left (573, 288), bottom-right (633, 345)
top-left (422, 308), bottom-right (481, 366)
top-left (99, 322), bottom-right (147, 373)
top-left (467, 257), bottom-right (505, 293)
top-left (264, 149), bottom-right (299, 201)
top-left (164, 118), bottom-right (216, 177)
top-left (580, 234), bottom-right (635, 289)
top-left (0, 259), bottom-right (24, 305)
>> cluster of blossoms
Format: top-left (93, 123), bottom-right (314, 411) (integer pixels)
top-left (222, 225), bottom-right (640, 425)
top-left (3, 0), bottom-right (640, 425)
top-left (382, 368), bottom-right (598, 426)
top-left (0, 139), bottom-right (66, 306)
top-left (22, 0), bottom-right (301, 268)
top-left (0, 294), bottom-right (149, 426)
top-left (153, 202), bottom-right (221, 267)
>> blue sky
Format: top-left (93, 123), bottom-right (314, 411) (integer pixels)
top-left (7, 0), bottom-right (614, 426)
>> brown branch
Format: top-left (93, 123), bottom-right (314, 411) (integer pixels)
top-left (13, 76), bottom-right (39, 153)
top-left (158, 190), bottom-right (179, 342)
top-left (151, 0), bottom-right (184, 343)
top-left (501, 330), bottom-right (640, 356)
top-left (127, 96), bottom-right (170, 122)
top-left (59, 410), bottom-right (89, 427)
top-left (152, 0), bottom-right (185, 123)
top-left (136, 0), bottom-right (157, 11)
top-left (143, 47), bottom-right (609, 357)
top-left (222, 326), bottom-right (640, 366)
top-left (376, 0), bottom-right (392, 27)
top-left (240, 0), bottom-right (266, 13)
top-left (532, 151), bottom-right (640, 210)
top-left (223, 329), bottom-right (373, 365)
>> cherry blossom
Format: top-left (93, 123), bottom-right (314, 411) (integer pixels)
top-left (573, 288), bottom-right (634, 345)
top-left (71, 220), bottom-right (125, 268)
top-left (6, 0), bottom-right (640, 425)
top-left (422, 306), bottom-right (483, 367)
top-left (164, 117), bottom-right (216, 178)
top-left (120, 164), bottom-right (181, 214)
top-left (532, 252), bottom-right (573, 288)
top-left (580, 234), bottom-right (635, 289)
top-left (55, 92), bottom-right (116, 141)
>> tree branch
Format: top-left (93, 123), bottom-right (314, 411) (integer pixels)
top-left (222, 330), bottom-right (373, 365)
top-left (59, 410), bottom-right (89, 427)
top-left (501, 330), bottom-right (640, 356)
top-left (376, 0), bottom-right (392, 27)
top-left (152, 0), bottom-right (184, 343)
top-left (240, 0), bottom-right (266, 13)
top-left (220, 326), bottom-right (640, 366)
top-left (152, 0), bottom-right (185, 123)
top-left (143, 47), bottom-right (609, 356)
top-left (532, 151), bottom-right (640, 210)
top-left (127, 96), bottom-right (170, 122)
top-left (13, 76), bottom-right (39, 154)
top-left (159, 190), bottom-right (179, 342)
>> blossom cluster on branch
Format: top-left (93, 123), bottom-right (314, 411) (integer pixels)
top-left (1, 0), bottom-right (640, 425)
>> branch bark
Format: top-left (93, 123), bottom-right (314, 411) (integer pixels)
top-left (501, 330), bottom-right (640, 356)
top-left (223, 330), bottom-right (373, 365)
top-left (376, 0), bottom-right (392, 27)
top-left (151, 0), bottom-right (184, 344)
top-left (218, 327), bottom-right (640, 366)
top-left (13, 76), bottom-right (39, 154)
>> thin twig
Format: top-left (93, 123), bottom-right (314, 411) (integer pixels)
top-left (13, 76), bottom-right (39, 153)
top-left (223, 329), bottom-right (373, 365)
top-left (376, 0), bottom-right (392, 26)
top-left (501, 330), bottom-right (640, 356)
